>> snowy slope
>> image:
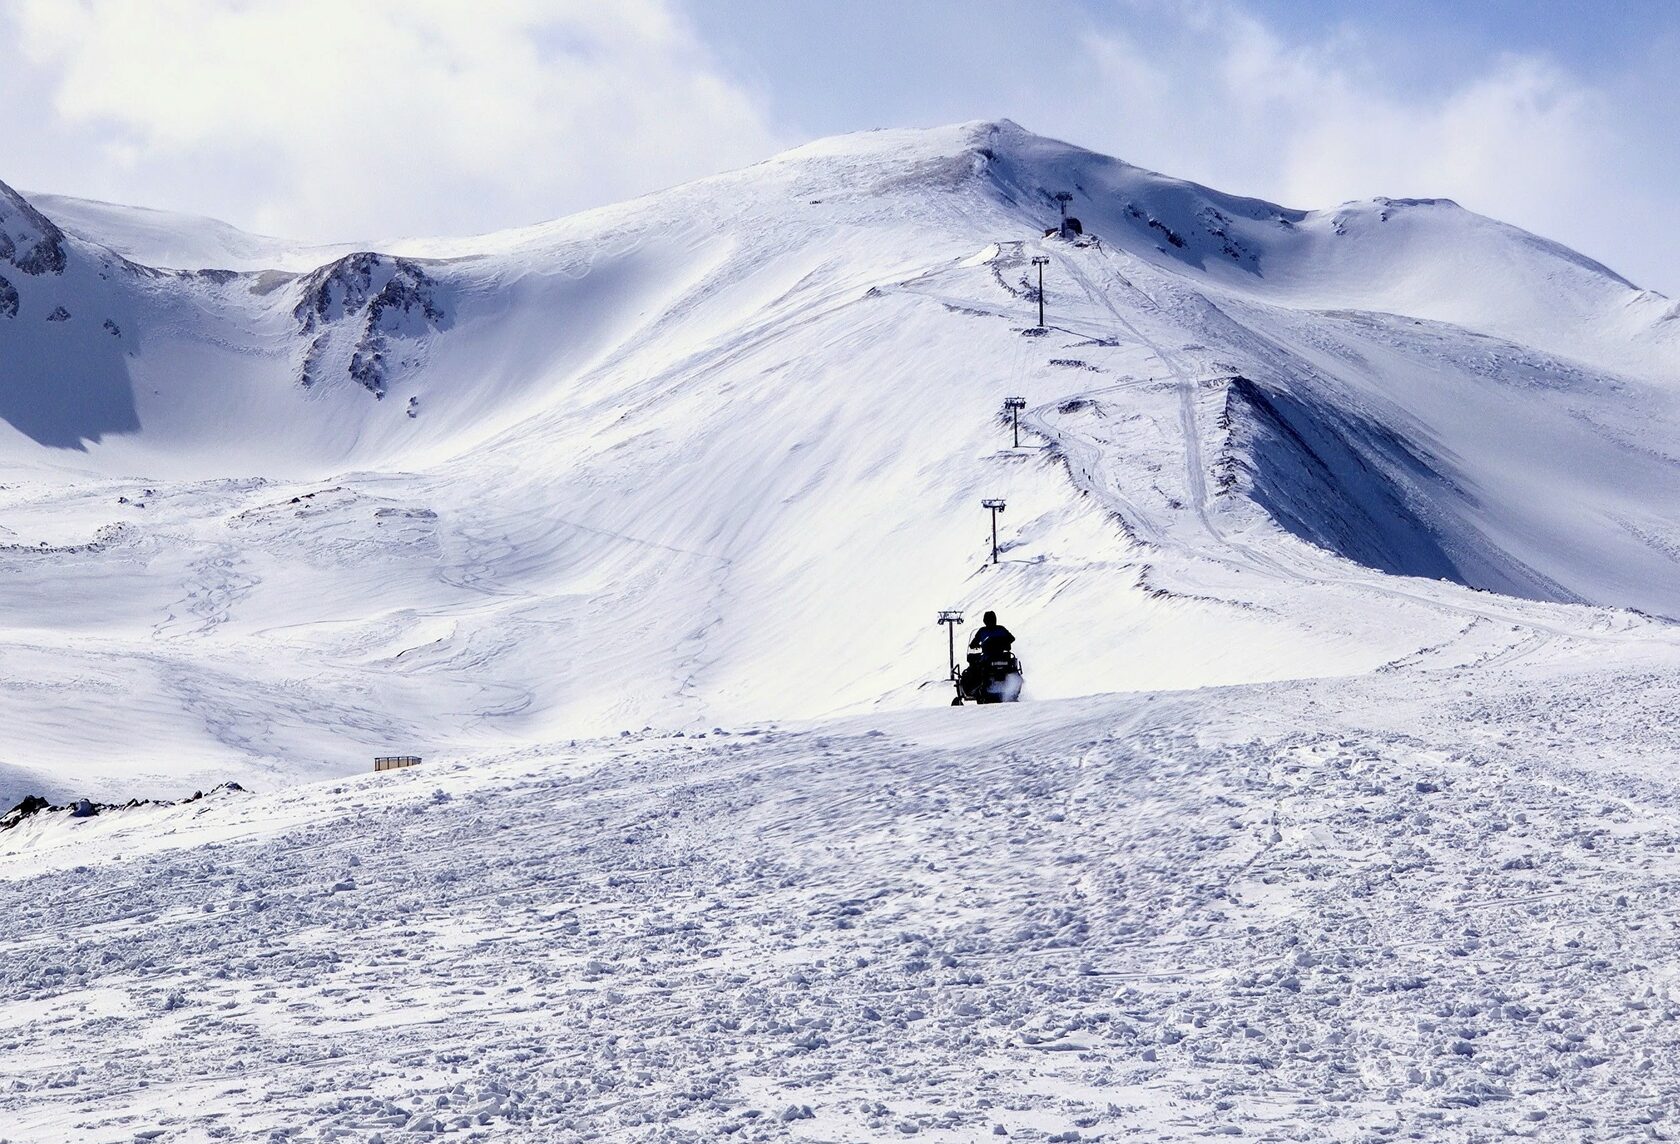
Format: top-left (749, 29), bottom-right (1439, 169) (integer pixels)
top-left (6, 119), bottom-right (1680, 1143)
top-left (0, 120), bottom-right (1678, 808)
top-left (23, 190), bottom-right (363, 273)
top-left (6, 653), bottom-right (1680, 1141)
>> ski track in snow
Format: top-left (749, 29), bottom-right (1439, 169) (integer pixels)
top-left (5, 665), bottom-right (1680, 1142)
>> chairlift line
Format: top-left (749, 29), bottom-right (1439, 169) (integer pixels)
top-left (1031, 255), bottom-right (1050, 329)
top-left (936, 610), bottom-right (965, 691)
top-left (1004, 396), bottom-right (1026, 448)
top-left (981, 497), bottom-right (1007, 564)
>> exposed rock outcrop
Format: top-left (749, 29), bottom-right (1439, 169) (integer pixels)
top-left (292, 252), bottom-right (447, 397)
top-left (0, 179), bottom-right (68, 276)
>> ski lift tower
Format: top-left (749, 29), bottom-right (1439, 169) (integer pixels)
top-left (1030, 256), bottom-right (1050, 328)
top-left (982, 498), bottom-right (1008, 564)
top-left (1003, 396), bottom-right (1027, 448)
top-left (1055, 191), bottom-right (1073, 222)
top-left (937, 610), bottom-right (964, 688)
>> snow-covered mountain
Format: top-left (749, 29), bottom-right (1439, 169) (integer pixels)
top-left (7, 119), bottom-right (1680, 1142)
top-left (2, 119), bottom-right (1678, 806)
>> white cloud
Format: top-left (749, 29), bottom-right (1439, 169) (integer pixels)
top-left (2, 0), bottom-right (781, 241)
top-left (2, 0), bottom-right (1673, 296)
top-left (1059, 1), bottom-right (1674, 293)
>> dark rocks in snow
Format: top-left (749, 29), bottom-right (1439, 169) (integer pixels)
top-left (0, 783), bottom-right (251, 833)
top-left (295, 253), bottom-right (378, 329)
top-left (1118, 196), bottom-right (1275, 272)
top-left (0, 179), bottom-right (68, 276)
top-left (103, 318), bottom-right (121, 336)
top-left (367, 267), bottom-right (445, 330)
top-left (294, 252), bottom-right (447, 398)
top-left (1147, 217), bottom-right (1186, 248)
top-left (350, 346), bottom-right (389, 397)
top-left (0, 273), bottom-right (17, 318)
top-left (297, 331), bottom-right (331, 391)
top-left (46, 305), bottom-right (71, 322)
top-left (294, 252), bottom-right (444, 332)
top-left (0, 794), bottom-right (50, 830)
top-left (0, 521), bottom-right (133, 556)
top-left (1199, 206), bottom-right (1257, 263)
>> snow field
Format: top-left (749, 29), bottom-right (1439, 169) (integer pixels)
top-left (5, 656), bottom-right (1680, 1141)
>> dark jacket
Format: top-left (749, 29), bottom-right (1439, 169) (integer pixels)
top-left (969, 624), bottom-right (1015, 657)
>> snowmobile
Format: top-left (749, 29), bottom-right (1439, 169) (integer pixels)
top-left (953, 646), bottom-right (1025, 705)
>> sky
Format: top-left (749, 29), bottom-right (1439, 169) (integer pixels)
top-left (1, 0), bottom-right (1675, 294)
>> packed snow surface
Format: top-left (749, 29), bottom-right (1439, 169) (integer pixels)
top-left (7, 661), bottom-right (1680, 1141)
top-left (3, 120), bottom-right (1680, 1140)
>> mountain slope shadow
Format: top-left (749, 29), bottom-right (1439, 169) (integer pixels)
top-left (1219, 375), bottom-right (1578, 604)
top-left (0, 305), bottom-right (140, 449)
top-left (1, 181), bottom-right (140, 450)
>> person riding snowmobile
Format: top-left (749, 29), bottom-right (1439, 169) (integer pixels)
top-left (956, 610), bottom-right (1021, 702)
top-left (968, 611), bottom-right (1015, 659)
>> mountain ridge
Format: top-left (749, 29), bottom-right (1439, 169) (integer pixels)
top-left (10, 119), bottom-right (1655, 296)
